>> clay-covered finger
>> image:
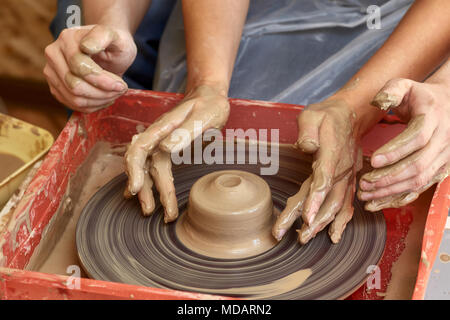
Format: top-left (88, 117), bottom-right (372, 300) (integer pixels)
top-left (364, 165), bottom-right (449, 211)
top-left (45, 42), bottom-right (72, 86)
top-left (45, 65), bottom-right (117, 110)
top-left (67, 52), bottom-right (127, 92)
top-left (272, 177), bottom-right (312, 241)
top-left (328, 181), bottom-right (354, 244)
top-left (46, 44), bottom-right (122, 100)
top-left (159, 102), bottom-right (230, 154)
top-left (55, 29), bottom-right (127, 93)
top-left (47, 79), bottom-right (114, 113)
top-left (125, 101), bottom-right (195, 195)
top-left (64, 72), bottom-right (124, 100)
top-left (370, 114), bottom-right (435, 168)
top-left (138, 167), bottom-right (156, 216)
top-left (295, 110), bottom-right (324, 153)
top-left (49, 84), bottom-right (104, 114)
top-left (364, 191), bottom-right (419, 212)
top-left (302, 124), bottom-right (340, 225)
top-left (361, 161), bottom-right (449, 204)
top-left (360, 171), bottom-right (428, 201)
top-left (360, 138), bottom-right (445, 193)
top-left (298, 175), bottom-right (349, 245)
top-left (45, 44), bottom-right (121, 101)
top-left (150, 151), bottom-right (179, 223)
top-left (361, 149), bottom-right (422, 189)
top-left (80, 25), bottom-right (118, 55)
top-left (124, 162), bottom-right (156, 216)
top-left (371, 78), bottom-right (415, 111)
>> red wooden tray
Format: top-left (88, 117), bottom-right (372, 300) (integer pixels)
top-left (0, 90), bottom-right (448, 300)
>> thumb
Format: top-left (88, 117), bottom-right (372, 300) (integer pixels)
top-left (296, 109), bottom-right (324, 154)
top-left (371, 78), bottom-right (415, 111)
top-left (80, 25), bottom-right (118, 55)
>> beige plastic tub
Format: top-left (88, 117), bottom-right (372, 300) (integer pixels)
top-left (0, 113), bottom-right (54, 209)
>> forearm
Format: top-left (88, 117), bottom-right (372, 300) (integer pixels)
top-left (331, 0), bottom-right (450, 137)
top-left (82, 0), bottom-right (152, 33)
top-left (427, 58), bottom-right (450, 86)
top-left (182, 0), bottom-right (249, 95)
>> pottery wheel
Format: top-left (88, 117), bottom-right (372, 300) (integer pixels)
top-left (76, 145), bottom-right (386, 299)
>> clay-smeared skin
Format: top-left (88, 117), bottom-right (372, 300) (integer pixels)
top-left (135, 160), bottom-right (156, 216)
top-left (362, 143), bottom-right (425, 185)
top-left (272, 177), bottom-right (311, 241)
top-left (359, 76), bottom-right (450, 211)
top-left (371, 92), bottom-right (400, 111)
top-left (328, 182), bottom-right (355, 244)
top-left (68, 52), bottom-right (103, 77)
top-left (64, 73), bottom-right (82, 90)
top-left (124, 85), bottom-right (230, 221)
top-left (150, 151), bottom-right (178, 222)
top-left (362, 166), bottom-right (449, 211)
top-left (43, 25), bottom-right (134, 113)
top-left (297, 174), bottom-right (350, 245)
top-left (177, 170), bottom-right (277, 259)
top-left (273, 99), bottom-right (363, 245)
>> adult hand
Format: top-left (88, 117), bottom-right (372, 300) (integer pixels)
top-left (124, 84), bottom-right (230, 222)
top-left (44, 25), bottom-right (135, 113)
top-left (358, 78), bottom-right (450, 211)
top-left (273, 99), bottom-right (362, 244)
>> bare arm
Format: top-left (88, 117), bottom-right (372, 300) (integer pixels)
top-left (182, 0), bottom-right (250, 95)
top-left (275, 0), bottom-right (450, 244)
top-left (124, 0), bottom-right (249, 219)
top-left (333, 0), bottom-right (450, 137)
top-left (82, 0), bottom-right (151, 33)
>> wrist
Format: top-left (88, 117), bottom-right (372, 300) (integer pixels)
top-left (326, 91), bottom-right (385, 139)
top-left (426, 58), bottom-right (450, 86)
top-left (83, 0), bottom-right (150, 34)
top-left (97, 16), bottom-right (132, 33)
top-left (185, 77), bottom-right (229, 98)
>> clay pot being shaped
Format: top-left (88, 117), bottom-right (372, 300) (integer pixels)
top-left (176, 170), bottom-right (277, 259)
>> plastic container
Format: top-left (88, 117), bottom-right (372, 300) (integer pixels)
top-left (0, 114), bottom-right (54, 209)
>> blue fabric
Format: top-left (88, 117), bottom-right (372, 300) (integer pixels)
top-left (154, 0), bottom-right (414, 105)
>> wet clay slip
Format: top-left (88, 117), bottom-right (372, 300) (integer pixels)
top-left (76, 143), bottom-right (386, 299)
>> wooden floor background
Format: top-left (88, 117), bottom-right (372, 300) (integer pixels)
top-left (0, 0), bottom-right (67, 138)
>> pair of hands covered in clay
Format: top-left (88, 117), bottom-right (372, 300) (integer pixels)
top-left (359, 78), bottom-right (450, 211)
top-left (126, 90), bottom-right (361, 245)
top-left (43, 23), bottom-right (232, 225)
top-left (126, 76), bottom-right (450, 246)
top-left (45, 25), bottom-right (449, 245)
top-left (124, 85), bottom-right (230, 222)
top-left (44, 25), bottom-right (134, 112)
top-left (273, 76), bottom-right (450, 245)
top-left (272, 100), bottom-right (362, 244)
